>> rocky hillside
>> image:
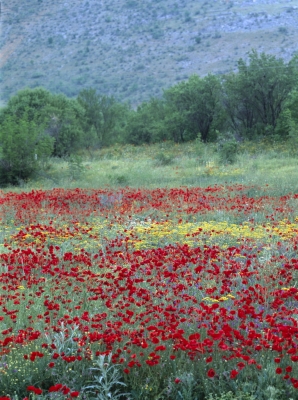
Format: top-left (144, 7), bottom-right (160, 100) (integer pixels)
top-left (1, 0), bottom-right (298, 105)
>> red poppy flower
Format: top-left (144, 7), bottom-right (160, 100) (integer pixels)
top-left (230, 370), bottom-right (238, 379)
top-left (26, 386), bottom-right (42, 395)
top-left (49, 384), bottom-right (63, 392)
top-left (237, 362), bottom-right (245, 370)
top-left (207, 369), bottom-right (215, 378)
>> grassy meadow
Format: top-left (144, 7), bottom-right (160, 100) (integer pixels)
top-left (0, 140), bottom-right (298, 399)
top-left (15, 139), bottom-right (298, 193)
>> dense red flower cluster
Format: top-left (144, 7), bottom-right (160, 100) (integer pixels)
top-left (0, 185), bottom-right (298, 393)
top-left (1, 185), bottom-right (297, 224)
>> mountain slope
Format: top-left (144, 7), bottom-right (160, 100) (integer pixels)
top-left (1, 0), bottom-right (298, 105)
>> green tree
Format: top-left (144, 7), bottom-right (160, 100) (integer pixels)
top-left (0, 114), bottom-right (54, 185)
top-left (223, 51), bottom-right (298, 139)
top-left (108, 101), bottom-right (131, 145)
top-left (275, 89), bottom-right (298, 149)
top-left (222, 71), bottom-right (255, 139)
top-left (163, 74), bottom-right (223, 142)
top-left (44, 95), bottom-right (85, 157)
top-left (163, 108), bottom-right (187, 143)
top-left (0, 87), bottom-right (86, 157)
top-left (125, 98), bottom-right (168, 145)
top-left (0, 87), bottom-right (52, 126)
top-left (285, 88), bottom-right (298, 128)
top-left (274, 108), bottom-right (294, 139)
top-left (77, 88), bottom-right (103, 145)
top-left (77, 88), bottom-right (129, 146)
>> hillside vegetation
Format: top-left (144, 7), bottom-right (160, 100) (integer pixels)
top-left (1, 0), bottom-right (298, 104)
top-left (0, 49), bottom-right (298, 186)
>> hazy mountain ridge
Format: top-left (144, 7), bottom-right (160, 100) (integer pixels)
top-left (1, 0), bottom-right (298, 105)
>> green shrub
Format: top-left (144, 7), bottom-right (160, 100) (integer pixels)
top-left (154, 152), bottom-right (174, 166)
top-left (288, 126), bottom-right (298, 156)
top-left (44, 95), bottom-right (85, 157)
top-left (0, 114), bottom-right (54, 186)
top-left (67, 154), bottom-right (85, 181)
top-left (218, 137), bottom-right (239, 164)
top-left (114, 174), bottom-right (128, 185)
top-left (0, 87), bottom-right (85, 158)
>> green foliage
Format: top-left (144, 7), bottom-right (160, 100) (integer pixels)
top-left (0, 114), bottom-right (54, 186)
top-left (67, 154), bottom-right (85, 181)
top-left (0, 87), bottom-right (85, 158)
top-left (163, 74), bottom-right (224, 142)
top-left (0, 87), bottom-right (52, 126)
top-left (287, 88), bottom-right (298, 124)
top-left (83, 353), bottom-right (129, 399)
top-left (125, 98), bottom-right (168, 145)
top-left (108, 173), bottom-right (129, 185)
top-left (115, 174), bottom-right (128, 185)
top-left (154, 152), bottom-right (174, 166)
top-left (194, 133), bottom-right (206, 157)
top-left (77, 88), bottom-right (104, 145)
top-left (1, 50), bottom-right (298, 187)
top-left (45, 95), bottom-right (85, 157)
top-left (218, 136), bottom-right (239, 164)
top-left (223, 50), bottom-right (298, 139)
top-left (163, 108), bottom-right (189, 143)
top-left (277, 88), bottom-right (298, 152)
top-left (169, 372), bottom-right (204, 400)
top-left (77, 88), bottom-right (130, 147)
top-left (207, 392), bottom-right (255, 400)
top-left (0, 345), bottom-right (53, 395)
top-left (42, 324), bottom-right (92, 391)
top-left (267, 87), bottom-right (298, 151)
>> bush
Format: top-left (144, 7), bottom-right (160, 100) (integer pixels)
top-left (124, 98), bottom-right (168, 145)
top-left (0, 87), bottom-right (85, 158)
top-left (0, 114), bottom-right (54, 186)
top-left (46, 96), bottom-right (85, 157)
top-left (154, 152), bottom-right (174, 166)
top-left (217, 135), bottom-right (239, 164)
top-left (67, 154), bottom-right (85, 181)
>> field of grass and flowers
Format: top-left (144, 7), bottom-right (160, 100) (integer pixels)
top-left (1, 140), bottom-right (298, 399)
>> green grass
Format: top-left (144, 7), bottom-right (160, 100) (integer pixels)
top-left (4, 139), bottom-right (297, 195)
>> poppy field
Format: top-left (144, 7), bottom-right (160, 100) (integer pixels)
top-left (1, 185), bottom-right (298, 399)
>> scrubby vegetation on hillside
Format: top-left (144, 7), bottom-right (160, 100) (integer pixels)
top-left (1, 0), bottom-right (298, 104)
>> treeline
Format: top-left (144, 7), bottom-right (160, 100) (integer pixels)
top-left (0, 50), bottom-right (298, 185)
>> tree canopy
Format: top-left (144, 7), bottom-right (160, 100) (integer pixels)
top-left (223, 50), bottom-right (298, 138)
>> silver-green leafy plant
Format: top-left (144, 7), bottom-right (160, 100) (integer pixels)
top-left (45, 323), bottom-right (82, 355)
top-left (83, 353), bottom-right (130, 400)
